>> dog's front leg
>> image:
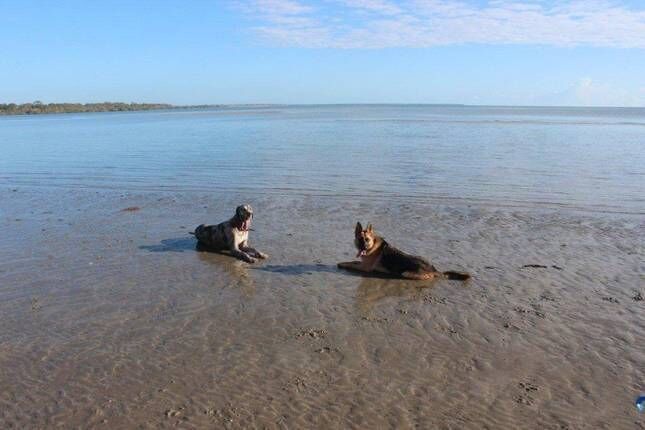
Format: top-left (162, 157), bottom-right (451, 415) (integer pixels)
top-left (337, 261), bottom-right (367, 272)
top-left (240, 242), bottom-right (268, 259)
top-left (230, 248), bottom-right (256, 263)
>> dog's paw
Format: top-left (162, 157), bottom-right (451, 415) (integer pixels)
top-left (257, 252), bottom-right (269, 259)
top-left (245, 256), bottom-right (257, 264)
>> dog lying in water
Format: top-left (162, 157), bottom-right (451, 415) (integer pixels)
top-left (192, 204), bottom-right (268, 263)
top-left (338, 222), bottom-right (470, 281)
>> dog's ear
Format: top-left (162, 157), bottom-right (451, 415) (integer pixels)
top-left (355, 222), bottom-right (363, 236)
top-left (366, 223), bottom-right (373, 233)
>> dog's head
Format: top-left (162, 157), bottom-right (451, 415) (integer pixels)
top-left (354, 222), bottom-right (377, 258)
top-left (234, 204), bottom-right (253, 231)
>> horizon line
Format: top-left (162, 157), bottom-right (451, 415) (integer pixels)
top-left (2, 101), bottom-right (644, 110)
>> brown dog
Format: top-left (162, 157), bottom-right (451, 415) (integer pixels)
top-left (338, 222), bottom-right (470, 281)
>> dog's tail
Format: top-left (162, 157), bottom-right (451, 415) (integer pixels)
top-left (190, 224), bottom-right (205, 237)
top-left (443, 271), bottom-right (471, 281)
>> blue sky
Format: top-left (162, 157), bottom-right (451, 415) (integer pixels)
top-left (1, 0), bottom-right (644, 106)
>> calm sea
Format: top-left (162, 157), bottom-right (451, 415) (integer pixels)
top-left (1, 105), bottom-right (643, 214)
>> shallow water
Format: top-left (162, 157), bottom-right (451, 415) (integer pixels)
top-left (0, 106), bottom-right (644, 429)
top-left (1, 105), bottom-right (644, 213)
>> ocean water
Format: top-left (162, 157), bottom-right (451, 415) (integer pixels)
top-left (1, 105), bottom-right (643, 214)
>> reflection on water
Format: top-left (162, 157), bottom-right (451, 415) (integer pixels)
top-left (354, 277), bottom-right (429, 314)
top-left (196, 251), bottom-right (256, 296)
top-left (1, 105), bottom-right (643, 214)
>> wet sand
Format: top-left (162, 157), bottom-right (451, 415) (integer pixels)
top-left (0, 187), bottom-right (643, 429)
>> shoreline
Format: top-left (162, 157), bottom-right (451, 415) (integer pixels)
top-left (3, 183), bottom-right (643, 218)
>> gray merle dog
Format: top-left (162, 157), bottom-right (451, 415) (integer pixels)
top-left (192, 204), bottom-right (268, 263)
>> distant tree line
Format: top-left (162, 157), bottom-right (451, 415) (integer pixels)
top-left (0, 101), bottom-right (174, 115)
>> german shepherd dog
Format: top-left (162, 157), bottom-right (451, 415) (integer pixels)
top-left (192, 204), bottom-right (268, 263)
top-left (338, 222), bottom-right (470, 281)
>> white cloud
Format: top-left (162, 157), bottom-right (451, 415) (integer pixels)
top-left (339, 0), bottom-right (404, 15)
top-left (536, 77), bottom-right (645, 107)
top-left (239, 0), bottom-right (645, 48)
top-left (253, 0), bottom-right (313, 15)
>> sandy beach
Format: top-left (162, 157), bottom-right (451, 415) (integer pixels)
top-left (1, 186), bottom-right (643, 429)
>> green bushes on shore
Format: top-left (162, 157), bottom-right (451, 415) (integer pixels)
top-left (0, 101), bottom-right (173, 115)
